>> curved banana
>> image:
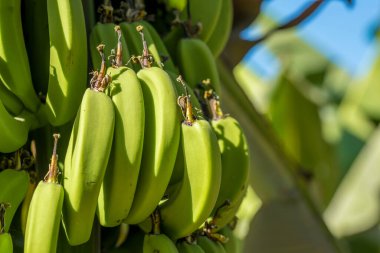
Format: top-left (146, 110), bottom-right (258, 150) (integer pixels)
top-left (0, 169), bottom-right (29, 232)
top-left (89, 23), bottom-right (131, 71)
top-left (38, 0), bottom-right (87, 126)
top-left (24, 134), bottom-right (64, 253)
top-left (177, 38), bottom-right (221, 95)
top-left (159, 80), bottom-right (222, 240)
top-left (0, 79), bottom-right (24, 116)
top-left (197, 235), bottom-right (227, 253)
top-left (97, 26), bottom-right (145, 227)
top-left (0, 0), bottom-right (41, 113)
top-left (182, 0), bottom-right (222, 42)
top-left (62, 45), bottom-right (115, 245)
top-left (20, 170), bottom-right (38, 235)
top-left (176, 240), bottom-right (206, 253)
top-left (22, 0), bottom-right (50, 96)
top-left (206, 0), bottom-right (233, 57)
top-left (0, 232), bottom-right (12, 253)
top-left (124, 66), bottom-right (180, 224)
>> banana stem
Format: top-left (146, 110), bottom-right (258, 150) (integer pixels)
top-left (45, 133), bottom-right (60, 183)
top-left (202, 79), bottom-right (224, 121)
top-left (136, 25), bottom-right (152, 68)
top-left (91, 45), bottom-right (111, 92)
top-left (114, 26), bottom-right (123, 67)
top-left (151, 209), bottom-right (161, 235)
top-left (177, 76), bottom-right (195, 125)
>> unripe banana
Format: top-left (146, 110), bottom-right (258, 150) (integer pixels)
top-left (176, 240), bottom-right (206, 253)
top-left (89, 23), bottom-right (132, 71)
top-left (39, 0), bottom-right (87, 126)
top-left (197, 85), bottom-right (249, 232)
top-left (0, 0), bottom-right (41, 113)
top-left (177, 38), bottom-right (221, 95)
top-left (197, 235), bottom-right (227, 253)
top-left (125, 66), bottom-right (180, 224)
top-left (0, 170), bottom-right (29, 232)
top-left (97, 26), bottom-right (145, 227)
top-left (0, 232), bottom-right (12, 253)
top-left (0, 79), bottom-right (24, 116)
top-left (160, 80), bottom-right (222, 239)
top-left (182, 0), bottom-right (223, 42)
top-left (20, 170), bottom-right (38, 235)
top-left (24, 134), bottom-right (64, 253)
top-left (0, 100), bottom-right (29, 153)
top-left (22, 0), bottom-right (50, 96)
top-left (62, 45), bottom-right (115, 245)
top-left (206, 0), bottom-right (233, 57)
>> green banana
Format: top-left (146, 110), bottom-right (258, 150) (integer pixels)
top-left (176, 240), bottom-right (206, 253)
top-left (124, 65), bottom-right (180, 224)
top-left (20, 170), bottom-right (38, 235)
top-left (197, 88), bottom-right (250, 232)
top-left (24, 134), bottom-right (64, 253)
top-left (22, 0), bottom-right (50, 96)
top-left (62, 45), bottom-right (115, 245)
top-left (39, 0), bottom-right (87, 126)
top-left (0, 0), bottom-right (41, 113)
top-left (89, 23), bottom-right (132, 71)
top-left (159, 80), bottom-right (222, 239)
top-left (177, 38), bottom-right (221, 95)
top-left (97, 26), bottom-right (145, 227)
top-left (0, 169), bottom-right (29, 232)
top-left (0, 79), bottom-right (24, 116)
top-left (183, 0), bottom-right (223, 42)
top-left (206, 0), bottom-right (233, 57)
top-left (0, 232), bottom-right (12, 253)
top-left (197, 235), bottom-right (227, 253)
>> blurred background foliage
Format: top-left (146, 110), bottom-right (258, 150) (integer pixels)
top-left (223, 1), bottom-right (380, 252)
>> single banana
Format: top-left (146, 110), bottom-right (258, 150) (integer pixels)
top-left (24, 134), bottom-right (64, 253)
top-left (0, 169), bottom-right (29, 232)
top-left (125, 65), bottom-right (180, 224)
top-left (177, 38), bottom-right (221, 95)
top-left (206, 0), bottom-right (233, 57)
top-left (200, 87), bottom-right (249, 232)
top-left (38, 0), bottom-right (87, 126)
top-left (124, 29), bottom-right (180, 224)
top-left (176, 240), bottom-right (206, 253)
top-left (22, 0), bottom-right (50, 96)
top-left (97, 26), bottom-right (145, 227)
top-left (89, 23), bottom-right (132, 71)
top-left (182, 0), bottom-right (223, 42)
top-left (62, 45), bottom-right (115, 245)
top-left (197, 235), bottom-right (227, 253)
top-left (0, 0), bottom-right (41, 113)
top-left (20, 170), bottom-right (38, 235)
top-left (159, 77), bottom-right (222, 240)
top-left (0, 232), bottom-right (12, 253)
top-left (0, 79), bottom-right (24, 116)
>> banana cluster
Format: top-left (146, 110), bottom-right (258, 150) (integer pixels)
top-left (0, 0), bottom-right (250, 252)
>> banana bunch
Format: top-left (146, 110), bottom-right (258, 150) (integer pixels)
top-left (0, 0), bottom-right (253, 252)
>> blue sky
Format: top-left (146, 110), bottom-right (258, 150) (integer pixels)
top-left (242, 0), bottom-right (380, 80)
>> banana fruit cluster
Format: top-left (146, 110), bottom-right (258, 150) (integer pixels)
top-left (0, 0), bottom-right (251, 252)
